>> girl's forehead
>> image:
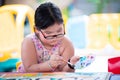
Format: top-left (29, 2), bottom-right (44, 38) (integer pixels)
top-left (44, 23), bottom-right (63, 32)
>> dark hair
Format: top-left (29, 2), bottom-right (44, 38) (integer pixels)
top-left (35, 2), bottom-right (63, 30)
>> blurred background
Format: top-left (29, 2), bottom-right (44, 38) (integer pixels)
top-left (0, 0), bottom-right (120, 73)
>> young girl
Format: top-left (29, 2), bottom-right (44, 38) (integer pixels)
top-left (17, 2), bottom-right (80, 72)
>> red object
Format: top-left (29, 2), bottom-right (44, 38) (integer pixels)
top-left (108, 57), bottom-right (120, 74)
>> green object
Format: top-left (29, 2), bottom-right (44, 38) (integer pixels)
top-left (87, 0), bottom-right (109, 13)
top-left (0, 58), bottom-right (20, 72)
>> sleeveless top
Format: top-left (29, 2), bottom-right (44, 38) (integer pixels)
top-left (17, 33), bottom-right (61, 72)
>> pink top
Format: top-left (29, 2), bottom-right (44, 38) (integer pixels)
top-left (17, 34), bottom-right (61, 72)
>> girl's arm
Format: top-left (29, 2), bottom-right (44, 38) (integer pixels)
top-left (21, 37), bottom-right (60, 72)
top-left (59, 37), bottom-right (76, 72)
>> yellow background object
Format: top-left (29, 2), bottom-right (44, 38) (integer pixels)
top-left (0, 4), bottom-right (35, 61)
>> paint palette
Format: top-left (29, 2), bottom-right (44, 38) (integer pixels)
top-left (75, 54), bottom-right (95, 69)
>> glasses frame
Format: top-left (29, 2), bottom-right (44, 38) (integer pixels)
top-left (40, 29), bottom-right (65, 40)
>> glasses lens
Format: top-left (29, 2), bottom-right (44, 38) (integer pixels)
top-left (46, 34), bottom-right (64, 40)
top-left (45, 36), bottom-right (54, 40)
top-left (56, 34), bottom-right (64, 38)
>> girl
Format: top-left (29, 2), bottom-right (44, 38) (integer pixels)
top-left (18, 2), bottom-right (80, 72)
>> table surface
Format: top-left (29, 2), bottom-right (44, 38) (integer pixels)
top-left (110, 74), bottom-right (120, 80)
top-left (0, 72), bottom-right (120, 80)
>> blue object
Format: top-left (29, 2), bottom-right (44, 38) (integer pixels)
top-left (66, 15), bottom-right (88, 49)
top-left (0, 58), bottom-right (20, 72)
top-left (110, 74), bottom-right (120, 80)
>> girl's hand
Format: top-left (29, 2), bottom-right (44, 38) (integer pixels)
top-left (70, 56), bottom-right (80, 64)
top-left (49, 54), bottom-right (63, 69)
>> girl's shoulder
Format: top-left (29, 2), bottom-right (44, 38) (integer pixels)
top-left (23, 33), bottom-right (43, 51)
top-left (62, 36), bottom-right (73, 47)
top-left (22, 33), bottom-right (37, 46)
top-left (59, 36), bottom-right (74, 53)
top-left (23, 33), bottom-right (37, 41)
top-left (25, 33), bottom-right (35, 39)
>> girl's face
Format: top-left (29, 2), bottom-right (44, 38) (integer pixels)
top-left (37, 23), bottom-right (65, 46)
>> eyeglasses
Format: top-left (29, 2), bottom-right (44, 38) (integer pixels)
top-left (40, 30), bottom-right (65, 40)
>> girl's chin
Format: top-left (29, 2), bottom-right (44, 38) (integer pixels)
top-left (49, 42), bottom-right (57, 46)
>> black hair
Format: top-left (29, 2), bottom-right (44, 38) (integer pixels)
top-left (35, 2), bottom-right (63, 30)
